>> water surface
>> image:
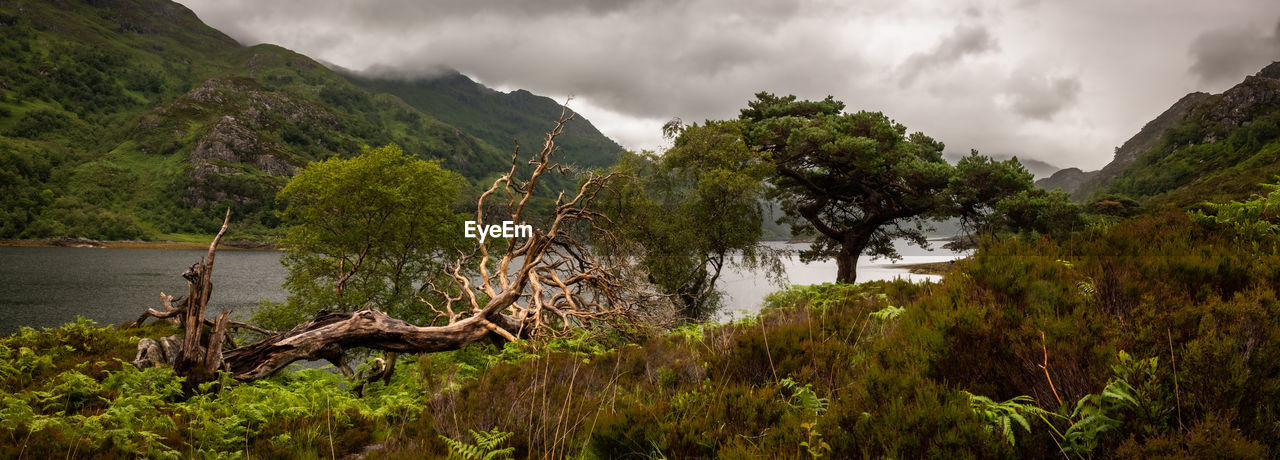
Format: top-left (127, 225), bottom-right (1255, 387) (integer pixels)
top-left (0, 246), bottom-right (286, 335)
top-left (716, 240), bottom-right (965, 321)
top-left (0, 239), bottom-right (964, 335)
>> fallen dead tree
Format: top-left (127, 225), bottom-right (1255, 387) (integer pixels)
top-left (128, 208), bottom-right (238, 390)
top-left (131, 106), bottom-right (663, 388)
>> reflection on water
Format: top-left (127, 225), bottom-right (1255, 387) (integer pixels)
top-left (714, 240), bottom-right (967, 322)
top-left (0, 246), bottom-right (286, 335)
top-left (0, 238), bottom-right (965, 334)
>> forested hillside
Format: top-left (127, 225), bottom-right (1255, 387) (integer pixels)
top-left (349, 70), bottom-right (622, 171)
top-left (0, 0), bottom-right (619, 241)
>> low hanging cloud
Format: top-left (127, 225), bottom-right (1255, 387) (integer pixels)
top-left (1189, 19), bottom-right (1280, 87)
top-left (181, 0), bottom-right (867, 135)
top-left (177, 0), bottom-right (1280, 169)
top-left (1000, 71), bottom-right (1082, 121)
top-left (897, 25), bottom-right (998, 87)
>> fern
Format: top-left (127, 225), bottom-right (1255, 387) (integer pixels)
top-left (962, 391), bottom-right (1053, 447)
top-left (781, 379), bottom-right (832, 459)
top-left (440, 427), bottom-right (515, 460)
top-left (869, 305), bottom-right (904, 321)
top-left (1191, 181), bottom-right (1280, 245)
top-left (780, 377), bottom-right (829, 418)
top-left (1059, 377), bottom-right (1143, 455)
top-left (1058, 351), bottom-right (1172, 456)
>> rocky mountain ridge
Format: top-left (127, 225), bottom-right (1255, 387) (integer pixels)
top-left (1037, 61), bottom-right (1280, 204)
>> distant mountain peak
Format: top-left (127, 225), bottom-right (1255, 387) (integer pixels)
top-left (1036, 89), bottom-right (1213, 197)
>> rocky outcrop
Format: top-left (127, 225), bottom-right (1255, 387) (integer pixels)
top-left (188, 114), bottom-right (298, 176)
top-left (191, 116), bottom-right (261, 164)
top-left (143, 77), bottom-right (344, 209)
top-left (185, 114), bottom-right (293, 209)
top-left (1196, 64), bottom-right (1280, 141)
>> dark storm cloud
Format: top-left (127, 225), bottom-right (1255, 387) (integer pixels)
top-left (177, 0), bottom-right (1280, 169)
top-left (1189, 19), bottom-right (1280, 86)
top-left (897, 25), bottom-right (997, 87)
top-left (191, 0), bottom-right (822, 121)
top-left (1002, 71), bottom-right (1081, 121)
top-left (215, 0), bottom-right (661, 33)
top-left (181, 0), bottom-right (863, 119)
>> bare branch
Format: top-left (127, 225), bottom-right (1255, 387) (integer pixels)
top-left (135, 102), bottom-right (672, 384)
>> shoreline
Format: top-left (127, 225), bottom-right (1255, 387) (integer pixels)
top-left (890, 259), bottom-right (963, 276)
top-left (0, 237), bottom-right (278, 251)
top-left (5, 237), bottom-right (962, 256)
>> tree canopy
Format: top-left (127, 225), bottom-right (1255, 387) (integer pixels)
top-left (263, 144), bottom-right (468, 328)
top-left (736, 92), bottom-right (1079, 283)
top-left (597, 120), bottom-right (783, 319)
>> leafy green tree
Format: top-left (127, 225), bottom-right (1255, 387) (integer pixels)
top-left (1085, 194), bottom-right (1141, 217)
top-left (597, 120), bottom-right (783, 319)
top-left (738, 93), bottom-right (946, 282)
top-left (987, 189), bottom-right (1086, 239)
top-left (948, 151), bottom-right (1085, 239)
top-left (948, 151), bottom-right (1040, 227)
top-left (736, 92), bottom-right (1065, 283)
top-left (264, 144), bottom-right (468, 328)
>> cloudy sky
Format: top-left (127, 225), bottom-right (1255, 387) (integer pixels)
top-left (178, 0), bottom-right (1280, 171)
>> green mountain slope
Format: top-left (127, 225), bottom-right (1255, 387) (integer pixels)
top-left (0, 0), bottom-right (616, 241)
top-left (1038, 62), bottom-right (1280, 206)
top-left (349, 70), bottom-right (622, 170)
top-left (1105, 63), bottom-right (1280, 206)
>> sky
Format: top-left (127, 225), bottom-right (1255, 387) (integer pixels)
top-left (177, 0), bottom-right (1280, 171)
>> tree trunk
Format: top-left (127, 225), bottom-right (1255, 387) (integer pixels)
top-left (135, 304), bottom-right (528, 382)
top-left (834, 231), bottom-right (872, 284)
top-left (222, 308), bottom-right (527, 381)
top-left (835, 249), bottom-right (860, 284)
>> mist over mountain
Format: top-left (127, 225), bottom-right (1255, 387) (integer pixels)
top-left (0, 0), bottom-right (620, 240)
top-left (943, 153), bottom-right (1060, 180)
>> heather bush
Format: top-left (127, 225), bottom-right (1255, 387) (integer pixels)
top-left (3, 206), bottom-right (1279, 457)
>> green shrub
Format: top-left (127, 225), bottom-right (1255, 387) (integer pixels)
top-left (5, 198), bottom-right (1280, 457)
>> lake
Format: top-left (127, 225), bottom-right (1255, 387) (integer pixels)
top-left (714, 240), bottom-right (965, 321)
top-left (0, 240), bottom-right (965, 335)
top-left (0, 246), bottom-right (287, 336)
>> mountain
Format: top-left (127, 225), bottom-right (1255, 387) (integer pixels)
top-left (1035, 167), bottom-right (1094, 196)
top-left (347, 70), bottom-right (622, 170)
top-left (1010, 157), bottom-right (1062, 180)
top-left (1038, 62), bottom-right (1280, 205)
top-left (1035, 92), bottom-right (1211, 198)
top-left (0, 0), bottom-right (619, 241)
top-left (944, 153), bottom-right (1060, 179)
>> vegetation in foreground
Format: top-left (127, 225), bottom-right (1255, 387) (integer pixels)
top-left (3, 201), bottom-right (1278, 458)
